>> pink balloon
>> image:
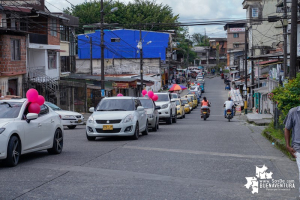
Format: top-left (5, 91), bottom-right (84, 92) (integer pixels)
top-left (28, 102), bottom-right (41, 114)
top-left (26, 89), bottom-right (39, 103)
top-left (117, 93), bottom-right (123, 97)
top-left (36, 95), bottom-right (45, 106)
top-left (148, 91), bottom-right (154, 98)
top-left (152, 94), bottom-right (158, 101)
top-left (142, 90), bottom-right (147, 95)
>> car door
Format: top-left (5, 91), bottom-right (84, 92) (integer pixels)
top-left (135, 99), bottom-right (146, 131)
top-left (22, 104), bottom-right (53, 152)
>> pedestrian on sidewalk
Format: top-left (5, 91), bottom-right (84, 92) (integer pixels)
top-left (284, 107), bottom-right (300, 197)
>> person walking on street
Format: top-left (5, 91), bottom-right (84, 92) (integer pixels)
top-left (284, 106), bottom-right (300, 198)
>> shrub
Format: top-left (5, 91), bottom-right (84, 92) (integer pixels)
top-left (272, 73), bottom-right (300, 125)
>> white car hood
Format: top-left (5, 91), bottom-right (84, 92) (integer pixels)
top-left (145, 109), bottom-right (154, 115)
top-left (155, 101), bottom-right (169, 106)
top-left (92, 111), bottom-right (135, 120)
top-left (0, 118), bottom-right (14, 127)
top-left (55, 110), bottom-right (81, 117)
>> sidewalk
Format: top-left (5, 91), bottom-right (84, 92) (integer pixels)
top-left (246, 113), bottom-right (273, 126)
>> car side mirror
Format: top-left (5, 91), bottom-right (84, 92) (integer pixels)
top-left (137, 106), bottom-right (144, 111)
top-left (89, 107), bottom-right (95, 113)
top-left (26, 113), bottom-right (38, 123)
top-left (155, 106), bottom-right (161, 110)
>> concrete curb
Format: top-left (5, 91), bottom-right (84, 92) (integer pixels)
top-left (262, 131), bottom-right (295, 161)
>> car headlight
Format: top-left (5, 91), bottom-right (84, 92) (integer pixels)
top-left (63, 115), bottom-right (75, 119)
top-left (161, 104), bottom-right (168, 109)
top-left (0, 128), bottom-right (5, 134)
top-left (147, 114), bottom-right (154, 118)
top-left (123, 114), bottom-right (134, 123)
top-left (88, 115), bottom-right (94, 124)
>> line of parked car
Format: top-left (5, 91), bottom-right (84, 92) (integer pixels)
top-left (0, 88), bottom-right (201, 167)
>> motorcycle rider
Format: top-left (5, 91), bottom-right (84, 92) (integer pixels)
top-left (224, 97), bottom-right (234, 118)
top-left (201, 97), bottom-right (210, 115)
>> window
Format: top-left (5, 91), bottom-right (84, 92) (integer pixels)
top-left (48, 50), bottom-right (57, 69)
top-left (39, 104), bottom-right (49, 116)
top-left (202, 53), bottom-right (206, 56)
top-left (111, 38), bottom-right (120, 42)
top-left (233, 33), bottom-right (239, 38)
top-left (50, 18), bottom-right (57, 36)
top-left (252, 8), bottom-right (259, 18)
top-left (10, 39), bottom-right (20, 61)
top-left (233, 44), bottom-right (239, 48)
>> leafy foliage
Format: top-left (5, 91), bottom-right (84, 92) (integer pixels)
top-left (272, 73), bottom-right (300, 124)
top-left (192, 33), bottom-right (209, 46)
top-left (64, 0), bottom-right (179, 31)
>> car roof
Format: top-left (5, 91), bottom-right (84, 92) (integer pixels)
top-left (103, 96), bottom-right (136, 100)
top-left (173, 98), bottom-right (181, 101)
top-left (0, 98), bottom-right (27, 103)
top-left (138, 97), bottom-right (153, 100)
top-left (180, 98), bottom-right (188, 100)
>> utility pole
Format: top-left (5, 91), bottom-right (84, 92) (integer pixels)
top-left (90, 37), bottom-right (93, 75)
top-left (100, 0), bottom-right (105, 94)
top-left (290, 0), bottom-right (297, 79)
top-left (283, 0), bottom-right (288, 78)
top-left (244, 27), bottom-right (248, 114)
top-left (251, 48), bottom-right (254, 109)
top-left (139, 28), bottom-right (144, 95)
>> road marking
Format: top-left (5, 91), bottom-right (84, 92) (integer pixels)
top-left (123, 146), bottom-right (286, 161)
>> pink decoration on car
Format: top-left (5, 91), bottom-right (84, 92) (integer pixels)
top-left (28, 102), bottom-right (41, 114)
top-left (148, 91), bottom-right (154, 98)
top-left (152, 94), bottom-right (158, 101)
top-left (117, 93), bottom-right (123, 96)
top-left (26, 89), bottom-right (39, 103)
top-left (142, 90), bottom-right (147, 96)
top-left (36, 95), bottom-right (45, 106)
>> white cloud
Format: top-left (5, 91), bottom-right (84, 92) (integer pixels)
top-left (46, 0), bottom-right (245, 37)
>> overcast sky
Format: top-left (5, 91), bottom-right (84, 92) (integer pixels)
top-left (46, 0), bottom-right (246, 38)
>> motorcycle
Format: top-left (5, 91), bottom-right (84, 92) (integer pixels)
top-left (201, 107), bottom-right (210, 121)
top-left (225, 84), bottom-right (231, 90)
top-left (225, 108), bottom-right (235, 122)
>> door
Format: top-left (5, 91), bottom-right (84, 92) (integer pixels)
top-left (22, 105), bottom-right (54, 152)
top-left (135, 99), bottom-right (146, 131)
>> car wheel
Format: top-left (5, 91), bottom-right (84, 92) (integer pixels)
top-left (166, 113), bottom-right (172, 124)
top-left (67, 125), bottom-right (76, 129)
top-left (86, 132), bottom-right (96, 141)
top-left (152, 119), bottom-right (158, 132)
top-left (142, 121), bottom-right (149, 135)
top-left (5, 136), bottom-right (21, 167)
top-left (131, 122), bottom-right (139, 140)
top-left (172, 113), bottom-right (177, 123)
top-left (47, 128), bottom-right (63, 154)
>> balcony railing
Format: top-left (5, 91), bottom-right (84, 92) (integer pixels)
top-left (29, 33), bottom-right (48, 44)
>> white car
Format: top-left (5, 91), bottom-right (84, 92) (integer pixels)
top-left (0, 99), bottom-right (64, 167)
top-left (86, 97), bottom-right (148, 140)
top-left (154, 93), bottom-right (177, 124)
top-left (45, 102), bottom-right (84, 129)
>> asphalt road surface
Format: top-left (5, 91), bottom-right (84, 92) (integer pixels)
top-left (0, 77), bottom-right (298, 200)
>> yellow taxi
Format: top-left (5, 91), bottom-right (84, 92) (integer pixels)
top-left (180, 98), bottom-right (191, 114)
top-left (173, 98), bottom-right (185, 119)
top-left (185, 95), bottom-right (196, 109)
top-left (186, 94), bottom-right (198, 109)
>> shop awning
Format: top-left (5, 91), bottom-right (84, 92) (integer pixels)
top-left (258, 59), bottom-right (282, 67)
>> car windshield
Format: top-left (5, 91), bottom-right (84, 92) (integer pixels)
top-left (0, 102), bottom-right (23, 118)
top-left (156, 94), bottom-right (169, 102)
top-left (190, 86), bottom-right (197, 90)
top-left (171, 93), bottom-right (178, 98)
top-left (181, 100), bottom-right (188, 104)
top-left (175, 100), bottom-right (180, 106)
top-left (45, 102), bottom-right (62, 110)
top-left (140, 99), bottom-right (154, 109)
top-left (97, 99), bottom-right (134, 111)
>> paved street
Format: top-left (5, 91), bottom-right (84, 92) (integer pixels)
top-left (0, 77), bottom-right (298, 200)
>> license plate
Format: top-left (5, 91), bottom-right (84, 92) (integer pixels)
top-left (103, 125), bottom-right (113, 130)
top-left (203, 112), bottom-right (207, 114)
top-left (227, 112), bottom-right (232, 114)
top-left (78, 119), bottom-right (82, 123)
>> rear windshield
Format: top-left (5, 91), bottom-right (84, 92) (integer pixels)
top-left (181, 100), bottom-right (188, 104)
top-left (140, 99), bottom-right (154, 109)
top-left (156, 94), bottom-right (169, 102)
top-left (97, 99), bottom-right (134, 111)
top-left (175, 100), bottom-right (180, 106)
top-left (0, 102), bottom-right (23, 118)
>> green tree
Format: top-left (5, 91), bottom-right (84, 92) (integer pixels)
top-left (64, 0), bottom-right (179, 31)
top-left (192, 33), bottom-right (209, 46)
